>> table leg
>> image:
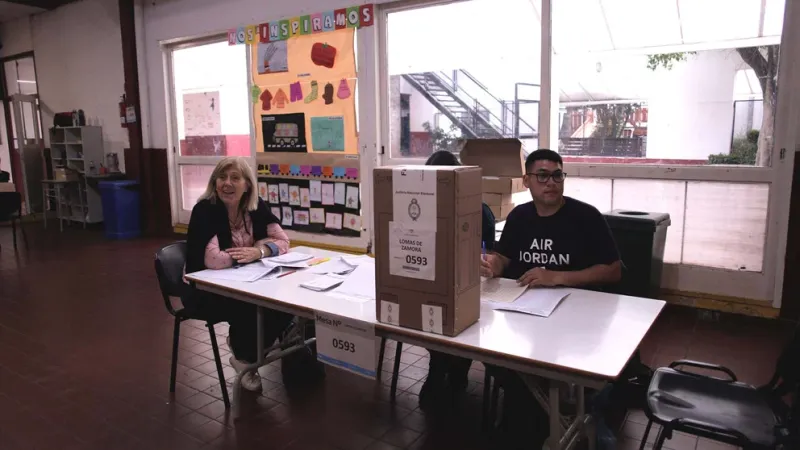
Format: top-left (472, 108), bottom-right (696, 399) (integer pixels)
top-left (78, 183), bottom-right (86, 228)
top-left (233, 306), bottom-right (266, 417)
top-left (56, 185), bottom-right (63, 232)
top-left (549, 383), bottom-right (562, 450)
top-left (42, 188), bottom-right (47, 229)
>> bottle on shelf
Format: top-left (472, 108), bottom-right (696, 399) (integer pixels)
top-left (88, 160), bottom-right (96, 175)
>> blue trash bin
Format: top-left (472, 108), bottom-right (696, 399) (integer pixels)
top-left (99, 180), bottom-right (141, 239)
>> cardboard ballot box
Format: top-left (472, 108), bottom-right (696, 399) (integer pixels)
top-left (461, 139), bottom-right (526, 221)
top-left (373, 166), bottom-right (482, 337)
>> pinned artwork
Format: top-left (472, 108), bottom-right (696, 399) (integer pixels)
top-left (309, 180), bottom-right (322, 201)
top-left (334, 182), bottom-right (346, 205)
top-left (251, 85), bottom-right (261, 104)
top-left (262, 113), bottom-right (307, 152)
top-left (258, 182), bottom-right (268, 200)
top-left (344, 213), bottom-right (361, 231)
top-left (273, 88), bottom-right (288, 108)
top-left (257, 41), bottom-right (288, 74)
top-left (304, 81), bottom-right (319, 104)
top-left (325, 212), bottom-right (342, 229)
top-left (294, 209), bottom-right (310, 225)
top-left (300, 188), bottom-right (311, 207)
top-left (289, 82), bottom-right (303, 103)
top-left (337, 79), bottom-right (351, 100)
top-left (282, 206), bottom-right (293, 226)
top-left (310, 208), bottom-right (325, 223)
top-left (271, 207), bottom-right (281, 219)
top-left (259, 88), bottom-right (273, 111)
top-left (311, 42), bottom-right (337, 68)
top-left (346, 185), bottom-right (359, 209)
top-left (289, 185), bottom-right (301, 206)
top-left (322, 82), bottom-right (335, 105)
top-left (321, 183), bottom-right (335, 205)
top-left (279, 183), bottom-right (289, 203)
top-left (268, 184), bottom-right (280, 204)
top-left (310, 116), bottom-right (345, 151)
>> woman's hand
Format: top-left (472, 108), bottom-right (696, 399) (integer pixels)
top-left (226, 247), bottom-right (262, 264)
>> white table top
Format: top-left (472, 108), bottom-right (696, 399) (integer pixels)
top-left (188, 246), bottom-right (665, 381)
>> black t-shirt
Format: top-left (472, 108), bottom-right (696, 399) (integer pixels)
top-left (496, 197), bottom-right (620, 280)
top-left (482, 203), bottom-right (496, 252)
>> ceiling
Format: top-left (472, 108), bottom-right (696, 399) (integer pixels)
top-left (0, 0), bottom-right (76, 23)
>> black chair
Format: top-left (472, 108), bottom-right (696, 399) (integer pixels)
top-left (155, 241), bottom-right (230, 408)
top-left (640, 327), bottom-right (800, 450)
top-left (0, 192), bottom-right (28, 251)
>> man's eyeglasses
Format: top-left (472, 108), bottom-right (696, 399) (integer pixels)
top-left (526, 171), bottom-right (567, 183)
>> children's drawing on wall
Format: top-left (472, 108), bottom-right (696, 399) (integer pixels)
top-left (310, 116), bottom-right (345, 151)
top-left (258, 41), bottom-right (289, 74)
top-left (262, 113), bottom-right (307, 152)
top-left (182, 91), bottom-right (224, 156)
top-left (310, 42), bottom-right (337, 68)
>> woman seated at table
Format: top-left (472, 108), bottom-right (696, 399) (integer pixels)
top-left (183, 156), bottom-right (293, 392)
top-left (418, 150), bottom-right (496, 410)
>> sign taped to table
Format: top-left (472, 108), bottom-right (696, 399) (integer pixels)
top-left (315, 311), bottom-right (378, 378)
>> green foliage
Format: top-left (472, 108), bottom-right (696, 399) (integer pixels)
top-left (592, 103), bottom-right (641, 138)
top-left (708, 130), bottom-right (759, 165)
top-left (646, 52), bottom-right (696, 71)
top-left (422, 121), bottom-right (462, 152)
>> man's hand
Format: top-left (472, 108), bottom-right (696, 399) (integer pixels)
top-left (517, 267), bottom-right (565, 287)
top-left (480, 254), bottom-right (504, 278)
top-left (226, 247), bottom-right (262, 264)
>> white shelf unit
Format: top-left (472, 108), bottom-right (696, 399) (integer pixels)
top-left (48, 126), bottom-right (105, 224)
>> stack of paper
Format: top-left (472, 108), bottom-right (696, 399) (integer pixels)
top-left (300, 274), bottom-right (346, 291)
top-left (308, 257), bottom-right (358, 275)
top-left (267, 252), bottom-right (314, 265)
top-left (480, 277), bottom-right (528, 303)
top-left (195, 263), bottom-right (278, 283)
top-left (488, 288), bottom-right (570, 317)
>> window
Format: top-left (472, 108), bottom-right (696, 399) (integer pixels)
top-left (385, 0), bottom-right (541, 161)
top-left (552, 0), bottom-right (783, 167)
top-left (169, 39), bottom-right (251, 224)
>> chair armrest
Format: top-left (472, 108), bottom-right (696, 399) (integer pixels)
top-left (673, 418), bottom-right (750, 444)
top-left (669, 359), bottom-right (738, 381)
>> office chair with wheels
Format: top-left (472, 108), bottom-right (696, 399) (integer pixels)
top-left (0, 192), bottom-right (28, 251)
top-left (155, 241), bottom-right (230, 409)
top-left (640, 326), bottom-right (800, 450)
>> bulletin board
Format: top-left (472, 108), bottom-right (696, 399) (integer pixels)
top-left (257, 177), bottom-right (361, 237)
top-left (251, 28), bottom-right (358, 158)
top-left (250, 27), bottom-right (362, 237)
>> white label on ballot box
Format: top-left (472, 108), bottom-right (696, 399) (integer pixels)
top-left (315, 312), bottom-right (377, 379)
top-left (392, 167), bottom-right (438, 230)
top-left (380, 300), bottom-right (400, 325)
top-left (421, 304), bottom-right (443, 334)
top-left (388, 222), bottom-right (436, 281)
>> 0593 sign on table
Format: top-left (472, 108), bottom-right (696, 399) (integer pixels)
top-left (315, 311), bottom-right (377, 378)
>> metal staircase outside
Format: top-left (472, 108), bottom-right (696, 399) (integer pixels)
top-left (401, 70), bottom-right (538, 140)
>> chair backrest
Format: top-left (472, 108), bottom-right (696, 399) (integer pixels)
top-left (0, 192), bottom-right (21, 221)
top-left (154, 241), bottom-right (188, 316)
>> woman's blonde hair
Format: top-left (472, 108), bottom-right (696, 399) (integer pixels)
top-left (198, 156), bottom-right (260, 212)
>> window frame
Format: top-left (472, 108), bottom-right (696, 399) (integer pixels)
top-left (375, 0), bottom-right (799, 306)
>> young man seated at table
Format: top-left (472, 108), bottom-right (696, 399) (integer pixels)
top-left (480, 148), bottom-right (622, 443)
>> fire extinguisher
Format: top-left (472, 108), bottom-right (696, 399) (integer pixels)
top-left (119, 94), bottom-right (128, 128)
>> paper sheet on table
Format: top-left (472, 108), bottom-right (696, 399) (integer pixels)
top-left (489, 288), bottom-right (570, 317)
top-left (267, 252), bottom-right (314, 264)
top-left (308, 257), bottom-right (357, 275)
top-left (329, 260), bottom-right (375, 302)
top-left (480, 277), bottom-right (528, 303)
top-left (300, 274), bottom-right (346, 291)
top-left (195, 264), bottom-right (278, 283)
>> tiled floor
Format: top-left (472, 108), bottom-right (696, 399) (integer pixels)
top-left (0, 224), bottom-right (793, 449)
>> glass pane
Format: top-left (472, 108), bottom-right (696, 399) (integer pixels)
top-left (612, 179), bottom-right (685, 263)
top-left (553, 0), bottom-right (782, 167)
top-left (387, 0), bottom-right (540, 159)
top-left (563, 177), bottom-right (612, 212)
top-left (180, 165), bottom-right (215, 210)
top-left (4, 57), bottom-right (37, 96)
top-left (173, 42), bottom-right (250, 157)
top-left (682, 182), bottom-right (768, 271)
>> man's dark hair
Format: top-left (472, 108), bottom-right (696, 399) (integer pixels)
top-left (525, 149), bottom-right (563, 172)
top-left (425, 151), bottom-right (460, 166)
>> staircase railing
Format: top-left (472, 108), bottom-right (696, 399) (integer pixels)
top-left (437, 69), bottom-right (538, 139)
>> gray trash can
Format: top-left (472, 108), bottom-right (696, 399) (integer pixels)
top-left (603, 210), bottom-right (671, 298)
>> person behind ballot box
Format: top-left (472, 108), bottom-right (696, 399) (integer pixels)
top-left (417, 150), bottom-right (497, 411)
top-left (182, 156), bottom-right (294, 392)
top-left (480, 148), bottom-right (622, 445)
